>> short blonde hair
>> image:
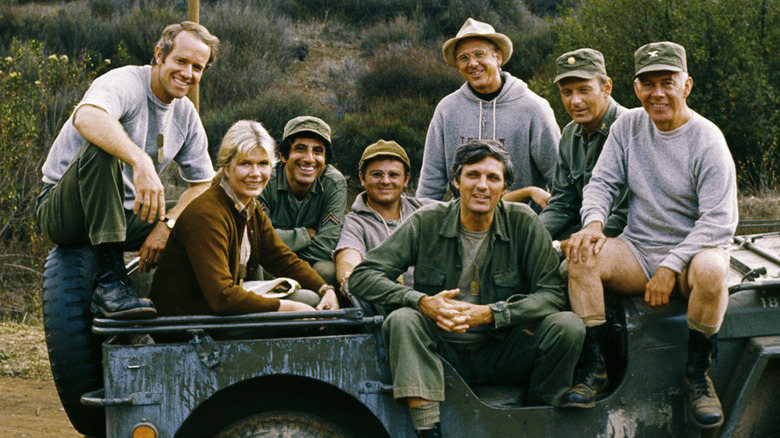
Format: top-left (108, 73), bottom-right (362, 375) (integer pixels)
top-left (213, 120), bottom-right (277, 184)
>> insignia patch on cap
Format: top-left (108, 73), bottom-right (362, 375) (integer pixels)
top-left (567, 56), bottom-right (576, 65)
top-left (648, 50), bottom-right (660, 57)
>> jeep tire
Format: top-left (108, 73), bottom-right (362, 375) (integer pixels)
top-left (216, 411), bottom-right (353, 438)
top-left (42, 245), bottom-right (106, 437)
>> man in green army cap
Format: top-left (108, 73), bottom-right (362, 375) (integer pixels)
top-left (258, 116), bottom-right (346, 289)
top-left (562, 42), bottom-right (738, 430)
top-left (539, 48), bottom-right (628, 244)
top-left (333, 140), bottom-right (435, 292)
top-left (350, 140), bottom-right (584, 437)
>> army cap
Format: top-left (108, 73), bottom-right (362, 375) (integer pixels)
top-left (282, 116), bottom-right (331, 147)
top-left (554, 48), bottom-right (607, 84)
top-left (634, 41), bottom-right (687, 79)
top-left (359, 140), bottom-right (410, 171)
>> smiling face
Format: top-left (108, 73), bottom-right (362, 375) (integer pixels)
top-left (455, 38), bottom-right (503, 94)
top-left (454, 156), bottom-right (507, 230)
top-left (634, 70), bottom-right (693, 131)
top-left (360, 158), bottom-right (409, 208)
top-left (150, 30), bottom-right (211, 103)
top-left (281, 136), bottom-right (327, 199)
top-left (224, 148), bottom-right (272, 205)
top-left (558, 76), bottom-right (612, 134)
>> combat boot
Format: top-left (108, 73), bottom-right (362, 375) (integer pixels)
top-left (91, 243), bottom-right (156, 319)
top-left (414, 423), bottom-right (442, 438)
top-left (684, 330), bottom-right (723, 429)
top-left (560, 324), bottom-right (609, 408)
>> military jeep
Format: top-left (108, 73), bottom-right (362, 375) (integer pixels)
top-left (42, 228), bottom-right (780, 437)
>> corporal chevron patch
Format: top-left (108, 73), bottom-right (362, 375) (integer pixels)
top-left (322, 212), bottom-right (340, 226)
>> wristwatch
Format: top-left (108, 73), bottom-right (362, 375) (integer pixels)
top-left (318, 284), bottom-right (335, 297)
top-left (162, 217), bottom-right (176, 230)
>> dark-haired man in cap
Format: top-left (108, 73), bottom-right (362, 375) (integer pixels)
top-left (562, 42), bottom-right (738, 430)
top-left (36, 21), bottom-right (220, 319)
top-left (258, 116), bottom-right (346, 289)
top-left (333, 140), bottom-right (434, 292)
top-left (539, 48), bottom-right (628, 245)
top-left (351, 140), bottom-right (583, 437)
top-left (416, 18), bottom-right (560, 211)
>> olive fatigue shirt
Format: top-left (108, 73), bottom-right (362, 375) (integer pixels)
top-left (258, 162), bottom-right (347, 264)
top-left (349, 199), bottom-right (568, 331)
top-left (539, 98), bottom-right (629, 240)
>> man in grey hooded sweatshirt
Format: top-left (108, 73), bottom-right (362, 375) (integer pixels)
top-left (416, 18), bottom-right (560, 209)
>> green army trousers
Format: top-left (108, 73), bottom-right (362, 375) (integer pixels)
top-left (36, 143), bottom-right (156, 250)
top-left (382, 307), bottom-right (584, 406)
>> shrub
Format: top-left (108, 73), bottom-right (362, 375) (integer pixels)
top-left (0, 39), bottom-right (105, 318)
top-left (201, 90), bottom-right (329, 166)
top-left (358, 42), bottom-right (461, 102)
top-left (335, 96), bottom-right (436, 187)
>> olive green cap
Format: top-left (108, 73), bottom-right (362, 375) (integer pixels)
top-left (359, 140), bottom-right (410, 171)
top-left (554, 48), bottom-right (606, 84)
top-left (634, 41), bottom-right (687, 79)
top-left (282, 116), bottom-right (331, 147)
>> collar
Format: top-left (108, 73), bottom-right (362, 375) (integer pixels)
top-left (439, 199), bottom-right (510, 242)
top-left (574, 97), bottom-right (619, 140)
top-left (219, 178), bottom-right (255, 219)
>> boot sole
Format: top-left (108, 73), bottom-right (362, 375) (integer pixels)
top-left (91, 304), bottom-right (157, 320)
top-left (559, 400), bottom-right (596, 409)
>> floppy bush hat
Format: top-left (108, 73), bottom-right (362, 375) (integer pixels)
top-left (442, 18), bottom-right (513, 68)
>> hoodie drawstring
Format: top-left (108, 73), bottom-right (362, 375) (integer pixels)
top-left (477, 100), bottom-right (498, 141)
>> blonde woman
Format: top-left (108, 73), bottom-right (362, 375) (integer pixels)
top-left (149, 120), bottom-right (339, 316)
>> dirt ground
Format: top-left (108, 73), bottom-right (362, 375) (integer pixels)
top-left (0, 376), bottom-right (82, 438)
top-left (0, 322), bottom-right (82, 437)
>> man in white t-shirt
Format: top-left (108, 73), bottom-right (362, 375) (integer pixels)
top-left (36, 21), bottom-right (220, 319)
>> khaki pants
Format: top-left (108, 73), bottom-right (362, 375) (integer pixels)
top-left (382, 307), bottom-right (584, 406)
top-left (36, 143), bottom-right (155, 249)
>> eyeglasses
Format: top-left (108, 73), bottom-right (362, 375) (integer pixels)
top-left (456, 50), bottom-right (492, 66)
top-left (366, 170), bottom-right (405, 182)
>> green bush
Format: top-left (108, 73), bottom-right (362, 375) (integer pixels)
top-left (358, 43), bottom-right (461, 102)
top-left (335, 96), bottom-right (436, 186)
top-left (0, 39), bottom-right (105, 317)
top-left (201, 90), bottom-right (329, 166)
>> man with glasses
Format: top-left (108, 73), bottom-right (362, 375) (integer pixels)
top-left (416, 18), bottom-right (560, 212)
top-left (334, 140), bottom-right (434, 292)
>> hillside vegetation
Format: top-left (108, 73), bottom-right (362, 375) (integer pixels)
top-left (0, 0), bottom-right (777, 319)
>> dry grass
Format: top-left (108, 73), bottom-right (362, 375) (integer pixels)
top-left (0, 320), bottom-right (51, 380)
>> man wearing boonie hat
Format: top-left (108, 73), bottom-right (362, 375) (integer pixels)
top-left (564, 42), bottom-right (737, 430)
top-left (258, 116), bottom-right (346, 289)
top-left (333, 140), bottom-right (435, 293)
top-left (416, 17), bottom-right (560, 211)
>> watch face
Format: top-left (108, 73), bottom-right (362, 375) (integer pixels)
top-left (165, 218), bottom-right (175, 229)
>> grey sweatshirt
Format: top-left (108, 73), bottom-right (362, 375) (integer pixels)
top-left (581, 108), bottom-right (738, 273)
top-left (334, 193), bottom-right (435, 286)
top-left (416, 72), bottom-right (560, 200)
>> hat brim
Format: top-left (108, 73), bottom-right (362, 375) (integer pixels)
top-left (442, 33), bottom-right (513, 68)
top-left (633, 64), bottom-right (684, 79)
top-left (553, 70), bottom-right (599, 84)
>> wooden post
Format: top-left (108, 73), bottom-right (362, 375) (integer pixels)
top-left (187, 0), bottom-right (200, 112)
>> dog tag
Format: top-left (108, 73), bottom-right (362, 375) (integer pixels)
top-left (156, 134), bottom-right (164, 164)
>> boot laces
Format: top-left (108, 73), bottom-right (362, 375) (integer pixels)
top-left (690, 338), bottom-right (718, 396)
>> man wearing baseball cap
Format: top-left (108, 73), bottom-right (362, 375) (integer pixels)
top-left (333, 140), bottom-right (435, 292)
top-left (563, 42), bottom-right (738, 429)
top-left (416, 18), bottom-right (560, 211)
top-left (258, 116), bottom-right (346, 288)
top-left (539, 48), bottom-right (628, 244)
